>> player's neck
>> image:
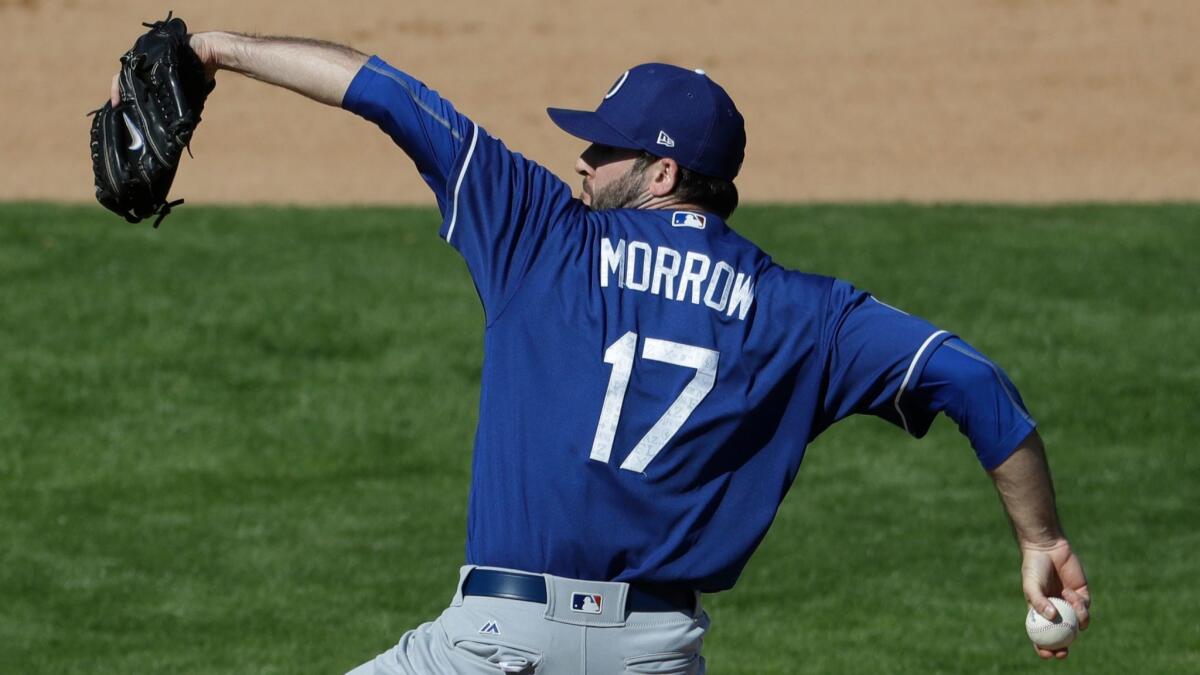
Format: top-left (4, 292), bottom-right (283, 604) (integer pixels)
top-left (628, 193), bottom-right (707, 215)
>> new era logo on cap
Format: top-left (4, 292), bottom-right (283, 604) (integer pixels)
top-left (657, 130), bottom-right (675, 148)
top-left (571, 592), bottom-right (603, 614)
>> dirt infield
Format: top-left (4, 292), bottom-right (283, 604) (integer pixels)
top-left (3, 0), bottom-right (1198, 204)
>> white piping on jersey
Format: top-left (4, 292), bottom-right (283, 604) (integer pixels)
top-left (943, 339), bottom-right (1036, 427)
top-left (870, 295), bottom-right (909, 316)
top-left (446, 122), bottom-right (480, 244)
top-left (894, 330), bottom-right (949, 434)
top-left (363, 62), bottom-right (462, 140)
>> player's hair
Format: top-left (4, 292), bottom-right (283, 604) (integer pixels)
top-left (633, 152), bottom-right (739, 219)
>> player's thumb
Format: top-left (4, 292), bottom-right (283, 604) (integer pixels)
top-left (1024, 582), bottom-right (1057, 621)
top-left (1021, 550), bottom-right (1058, 621)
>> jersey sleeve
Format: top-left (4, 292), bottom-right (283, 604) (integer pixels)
top-left (906, 338), bottom-right (1037, 470)
top-left (820, 280), bottom-right (955, 435)
top-left (343, 57), bottom-right (583, 321)
top-left (341, 56), bottom-right (474, 214)
top-left (433, 115), bottom-right (583, 322)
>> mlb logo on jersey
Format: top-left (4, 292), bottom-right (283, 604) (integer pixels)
top-left (571, 592), bottom-right (603, 614)
top-left (672, 211), bottom-right (707, 230)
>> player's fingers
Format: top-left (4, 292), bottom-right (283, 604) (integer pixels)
top-left (110, 73), bottom-right (120, 107)
top-left (1062, 587), bottom-right (1090, 630)
top-left (1034, 645), bottom-right (1070, 660)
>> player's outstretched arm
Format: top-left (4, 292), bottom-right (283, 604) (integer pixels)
top-left (989, 430), bottom-right (1091, 660)
top-left (110, 31), bottom-right (368, 108)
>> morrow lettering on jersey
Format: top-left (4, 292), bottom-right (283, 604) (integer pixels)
top-left (599, 238), bottom-right (755, 320)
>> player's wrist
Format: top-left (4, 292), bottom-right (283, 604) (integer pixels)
top-left (1018, 535), bottom-right (1069, 554)
top-left (189, 31), bottom-right (235, 74)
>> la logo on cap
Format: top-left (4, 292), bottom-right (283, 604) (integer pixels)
top-left (604, 71), bottom-right (630, 100)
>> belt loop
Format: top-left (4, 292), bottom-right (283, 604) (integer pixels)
top-left (451, 565), bottom-right (475, 607)
top-left (541, 573), bottom-right (630, 628)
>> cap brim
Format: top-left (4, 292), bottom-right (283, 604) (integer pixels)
top-left (546, 108), bottom-right (640, 149)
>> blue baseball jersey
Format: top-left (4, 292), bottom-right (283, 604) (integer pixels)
top-left (343, 58), bottom-right (1035, 592)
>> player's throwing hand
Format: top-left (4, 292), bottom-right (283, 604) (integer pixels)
top-left (1022, 539), bottom-right (1091, 659)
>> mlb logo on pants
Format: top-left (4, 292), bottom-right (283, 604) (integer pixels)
top-left (571, 592), bottom-right (603, 614)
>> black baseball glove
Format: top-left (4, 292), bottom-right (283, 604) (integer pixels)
top-left (89, 13), bottom-right (214, 227)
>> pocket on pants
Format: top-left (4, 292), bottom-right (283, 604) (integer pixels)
top-left (623, 651), bottom-right (701, 674)
top-left (451, 637), bottom-right (543, 673)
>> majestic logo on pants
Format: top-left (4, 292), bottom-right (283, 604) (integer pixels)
top-left (571, 592), bottom-right (603, 614)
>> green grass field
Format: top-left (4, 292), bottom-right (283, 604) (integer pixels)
top-left (1, 203), bottom-right (1197, 674)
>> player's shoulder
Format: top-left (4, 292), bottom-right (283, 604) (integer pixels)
top-left (751, 265), bottom-right (839, 319)
top-left (736, 242), bottom-right (836, 296)
top-left (683, 230), bottom-right (838, 328)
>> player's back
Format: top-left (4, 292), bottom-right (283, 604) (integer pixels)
top-left (339, 57), bottom-right (948, 595)
top-left (467, 206), bottom-right (832, 593)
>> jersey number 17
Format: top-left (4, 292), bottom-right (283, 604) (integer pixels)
top-left (589, 331), bottom-right (719, 473)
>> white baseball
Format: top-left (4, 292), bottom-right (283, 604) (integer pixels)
top-left (1025, 597), bottom-right (1079, 650)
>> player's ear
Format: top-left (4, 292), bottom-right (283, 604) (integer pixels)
top-left (647, 157), bottom-right (680, 197)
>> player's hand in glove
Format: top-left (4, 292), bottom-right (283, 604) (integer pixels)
top-left (90, 13), bottom-right (214, 227)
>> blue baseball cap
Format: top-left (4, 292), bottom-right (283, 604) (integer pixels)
top-left (547, 63), bottom-right (746, 181)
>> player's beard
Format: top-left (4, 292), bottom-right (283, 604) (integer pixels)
top-left (588, 165), bottom-right (650, 211)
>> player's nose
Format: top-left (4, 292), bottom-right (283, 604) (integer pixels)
top-left (574, 154), bottom-right (592, 177)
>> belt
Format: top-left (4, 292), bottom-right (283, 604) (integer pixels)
top-left (462, 569), bottom-right (695, 614)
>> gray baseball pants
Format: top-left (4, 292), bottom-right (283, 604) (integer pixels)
top-left (345, 566), bottom-right (708, 674)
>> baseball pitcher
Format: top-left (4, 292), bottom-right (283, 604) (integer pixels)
top-left (107, 26), bottom-right (1091, 674)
